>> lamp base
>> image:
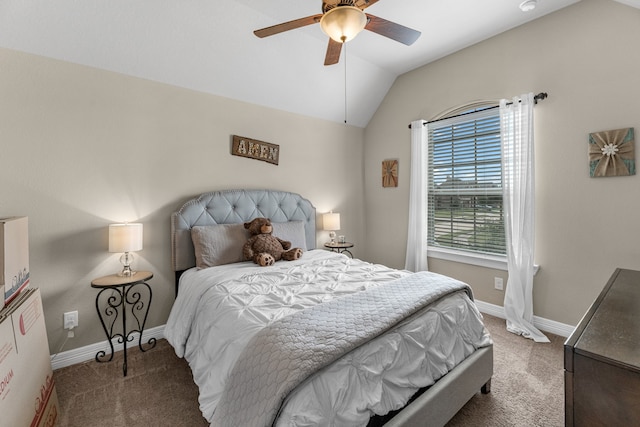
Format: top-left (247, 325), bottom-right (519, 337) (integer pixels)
top-left (118, 266), bottom-right (137, 277)
top-left (118, 252), bottom-right (137, 277)
top-left (329, 231), bottom-right (336, 244)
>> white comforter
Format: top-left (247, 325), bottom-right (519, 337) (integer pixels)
top-left (164, 250), bottom-right (491, 426)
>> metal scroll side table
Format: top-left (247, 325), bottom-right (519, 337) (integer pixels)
top-left (91, 270), bottom-right (156, 376)
top-left (324, 242), bottom-right (354, 258)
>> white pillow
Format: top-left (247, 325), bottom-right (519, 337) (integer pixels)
top-left (191, 224), bottom-right (248, 268)
top-left (272, 221), bottom-right (307, 251)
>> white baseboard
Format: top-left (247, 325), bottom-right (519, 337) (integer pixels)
top-left (50, 325), bottom-right (165, 370)
top-left (474, 300), bottom-right (575, 338)
top-left (50, 302), bottom-right (575, 370)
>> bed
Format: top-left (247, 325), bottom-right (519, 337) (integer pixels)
top-left (165, 189), bottom-right (493, 427)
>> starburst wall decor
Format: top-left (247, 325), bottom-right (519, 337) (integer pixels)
top-left (382, 159), bottom-right (398, 187)
top-left (588, 128), bottom-right (635, 177)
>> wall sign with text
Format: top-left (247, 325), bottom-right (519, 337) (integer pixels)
top-left (231, 135), bottom-right (279, 165)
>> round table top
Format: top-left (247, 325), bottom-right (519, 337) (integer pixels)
top-left (91, 271), bottom-right (153, 287)
top-left (324, 242), bottom-right (354, 249)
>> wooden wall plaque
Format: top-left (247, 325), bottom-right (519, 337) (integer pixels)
top-left (231, 135), bottom-right (279, 165)
top-left (382, 159), bottom-right (398, 187)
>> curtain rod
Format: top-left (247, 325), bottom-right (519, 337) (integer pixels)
top-left (408, 92), bottom-right (548, 129)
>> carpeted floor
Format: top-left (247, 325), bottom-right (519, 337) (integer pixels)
top-left (54, 314), bottom-right (565, 426)
top-left (447, 315), bottom-right (565, 427)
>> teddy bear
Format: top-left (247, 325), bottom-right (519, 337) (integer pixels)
top-left (242, 217), bottom-right (303, 266)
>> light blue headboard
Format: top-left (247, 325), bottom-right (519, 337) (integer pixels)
top-left (171, 189), bottom-right (317, 273)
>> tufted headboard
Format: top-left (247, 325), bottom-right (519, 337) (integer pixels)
top-left (171, 189), bottom-right (316, 277)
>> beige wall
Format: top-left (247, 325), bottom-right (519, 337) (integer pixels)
top-left (363, 0), bottom-right (640, 326)
top-left (0, 48), bottom-right (365, 353)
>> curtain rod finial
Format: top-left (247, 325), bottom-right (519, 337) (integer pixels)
top-left (534, 92), bottom-right (548, 103)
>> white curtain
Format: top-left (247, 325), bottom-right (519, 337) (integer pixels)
top-left (405, 120), bottom-right (429, 272)
top-left (500, 93), bottom-right (549, 342)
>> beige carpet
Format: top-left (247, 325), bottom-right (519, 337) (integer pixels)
top-left (54, 314), bottom-right (565, 426)
top-left (447, 315), bottom-right (565, 427)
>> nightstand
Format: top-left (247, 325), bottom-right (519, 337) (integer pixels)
top-left (324, 242), bottom-right (354, 258)
top-left (91, 270), bottom-right (156, 376)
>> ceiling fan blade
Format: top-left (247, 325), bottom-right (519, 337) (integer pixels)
top-left (324, 38), bottom-right (342, 66)
top-left (365, 14), bottom-right (421, 45)
top-left (355, 0), bottom-right (380, 10)
top-left (254, 14), bottom-right (323, 38)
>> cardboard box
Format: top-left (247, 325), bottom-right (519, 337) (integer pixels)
top-left (0, 217), bottom-right (30, 307)
top-left (0, 288), bottom-right (59, 427)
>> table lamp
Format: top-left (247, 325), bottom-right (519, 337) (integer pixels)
top-left (109, 223), bottom-right (143, 276)
top-left (323, 212), bottom-right (341, 244)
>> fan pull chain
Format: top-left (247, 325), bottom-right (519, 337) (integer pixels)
top-left (343, 39), bottom-right (347, 124)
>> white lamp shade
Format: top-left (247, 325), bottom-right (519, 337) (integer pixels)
top-left (323, 213), bottom-right (341, 231)
top-left (320, 6), bottom-right (367, 43)
top-left (109, 223), bottom-right (143, 253)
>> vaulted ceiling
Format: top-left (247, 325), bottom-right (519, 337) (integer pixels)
top-left (2, 0), bottom-right (634, 127)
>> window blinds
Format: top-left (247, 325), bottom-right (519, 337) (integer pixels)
top-left (427, 107), bottom-right (505, 255)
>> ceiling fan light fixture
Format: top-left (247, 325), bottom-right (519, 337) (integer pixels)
top-left (519, 0), bottom-right (537, 12)
top-left (320, 6), bottom-right (367, 43)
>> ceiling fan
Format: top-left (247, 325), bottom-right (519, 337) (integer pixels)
top-left (253, 0), bottom-right (421, 66)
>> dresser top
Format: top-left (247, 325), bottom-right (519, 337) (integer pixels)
top-left (572, 268), bottom-right (640, 369)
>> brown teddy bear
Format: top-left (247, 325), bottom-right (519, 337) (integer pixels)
top-left (243, 217), bottom-right (303, 266)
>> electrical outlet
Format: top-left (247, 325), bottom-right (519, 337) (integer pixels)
top-left (63, 311), bottom-right (78, 330)
top-left (494, 277), bottom-right (504, 291)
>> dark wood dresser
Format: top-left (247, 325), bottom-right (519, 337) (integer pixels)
top-left (564, 268), bottom-right (640, 426)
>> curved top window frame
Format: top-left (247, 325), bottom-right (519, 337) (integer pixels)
top-left (430, 100), bottom-right (500, 122)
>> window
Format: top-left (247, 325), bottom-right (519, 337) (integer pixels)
top-left (427, 106), bottom-right (505, 256)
